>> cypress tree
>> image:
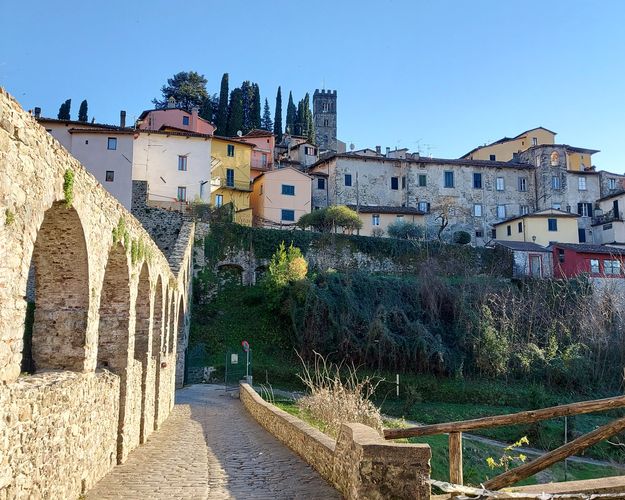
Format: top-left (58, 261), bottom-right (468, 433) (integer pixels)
top-left (78, 100), bottom-right (88, 122)
top-left (261, 98), bottom-right (273, 131)
top-left (251, 83), bottom-right (261, 130)
top-left (285, 91), bottom-right (296, 135)
top-left (273, 86), bottom-right (282, 141)
top-left (215, 73), bottom-right (229, 135)
top-left (57, 99), bottom-right (71, 120)
top-left (226, 87), bottom-right (243, 137)
top-left (241, 81), bottom-right (252, 133)
top-left (304, 93), bottom-right (315, 144)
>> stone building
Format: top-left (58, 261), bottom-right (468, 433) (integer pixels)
top-left (313, 89), bottom-right (337, 152)
top-left (310, 152), bottom-right (537, 245)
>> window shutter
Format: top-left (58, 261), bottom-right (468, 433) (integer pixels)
top-left (588, 203), bottom-right (593, 217)
top-left (577, 203), bottom-right (583, 216)
top-left (426, 202), bottom-right (431, 213)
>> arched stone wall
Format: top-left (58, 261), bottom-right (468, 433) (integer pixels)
top-left (0, 88), bottom-right (194, 498)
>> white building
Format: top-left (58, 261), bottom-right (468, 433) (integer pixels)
top-left (38, 117), bottom-right (134, 209)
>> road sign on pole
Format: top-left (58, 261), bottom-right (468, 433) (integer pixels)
top-left (242, 340), bottom-right (251, 384)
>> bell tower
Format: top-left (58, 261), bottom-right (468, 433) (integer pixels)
top-left (313, 89), bottom-right (337, 151)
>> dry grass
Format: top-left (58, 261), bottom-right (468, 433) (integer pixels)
top-left (296, 351), bottom-right (384, 437)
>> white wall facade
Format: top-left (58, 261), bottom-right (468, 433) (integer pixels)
top-left (132, 132), bottom-right (212, 207)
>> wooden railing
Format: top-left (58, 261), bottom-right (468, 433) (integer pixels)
top-left (383, 395), bottom-right (625, 491)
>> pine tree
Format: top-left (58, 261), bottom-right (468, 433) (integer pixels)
top-left (57, 99), bottom-right (71, 120)
top-left (251, 83), bottom-right (261, 130)
top-left (285, 91), bottom-right (296, 135)
top-left (78, 100), bottom-right (88, 122)
top-left (261, 98), bottom-right (273, 131)
top-left (215, 73), bottom-right (229, 135)
top-left (152, 71), bottom-right (208, 110)
top-left (273, 86), bottom-right (283, 141)
top-left (199, 94), bottom-right (218, 122)
top-left (226, 87), bottom-right (243, 137)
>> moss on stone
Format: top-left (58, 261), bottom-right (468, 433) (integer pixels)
top-left (63, 169), bottom-right (75, 208)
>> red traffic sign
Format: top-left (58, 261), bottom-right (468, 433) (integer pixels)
top-left (241, 340), bottom-right (250, 352)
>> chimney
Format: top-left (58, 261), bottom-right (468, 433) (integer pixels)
top-left (120, 110), bottom-right (126, 128)
top-left (167, 96), bottom-right (176, 109)
top-left (386, 147), bottom-right (390, 155)
top-left (191, 106), bottom-right (199, 132)
top-left (375, 145), bottom-right (381, 155)
top-left (34, 107), bottom-right (41, 119)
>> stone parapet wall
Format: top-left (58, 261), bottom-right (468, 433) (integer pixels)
top-left (239, 383), bottom-right (431, 499)
top-left (0, 371), bottom-right (119, 499)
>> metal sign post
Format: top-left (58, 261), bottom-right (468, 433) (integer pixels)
top-left (242, 340), bottom-right (251, 385)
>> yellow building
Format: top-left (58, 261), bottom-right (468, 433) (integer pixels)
top-left (493, 208), bottom-right (580, 246)
top-left (462, 127), bottom-right (556, 162)
top-left (563, 146), bottom-right (599, 172)
top-left (347, 205), bottom-right (426, 237)
top-left (210, 136), bottom-right (255, 225)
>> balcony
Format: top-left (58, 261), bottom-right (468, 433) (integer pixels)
top-left (212, 178), bottom-right (252, 192)
top-left (592, 208), bottom-right (623, 226)
top-left (251, 157), bottom-right (271, 171)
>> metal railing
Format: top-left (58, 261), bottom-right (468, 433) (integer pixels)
top-left (593, 209), bottom-right (623, 226)
top-left (214, 178), bottom-right (252, 192)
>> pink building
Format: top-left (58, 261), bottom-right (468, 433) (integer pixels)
top-left (241, 129), bottom-right (275, 179)
top-left (137, 107), bottom-right (216, 135)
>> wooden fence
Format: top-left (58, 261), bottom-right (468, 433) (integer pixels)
top-left (383, 395), bottom-right (625, 491)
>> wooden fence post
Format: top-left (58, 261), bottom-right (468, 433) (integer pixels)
top-left (449, 431), bottom-right (463, 485)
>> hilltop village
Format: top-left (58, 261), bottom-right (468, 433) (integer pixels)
top-left (35, 87), bottom-right (625, 281)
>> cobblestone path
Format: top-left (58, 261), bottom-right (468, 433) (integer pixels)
top-left (87, 384), bottom-right (340, 499)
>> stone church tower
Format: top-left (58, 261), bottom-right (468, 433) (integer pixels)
top-left (313, 89), bottom-right (337, 152)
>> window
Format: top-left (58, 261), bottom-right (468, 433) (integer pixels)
top-left (107, 137), bottom-right (117, 150)
top-left (552, 175), bottom-right (561, 190)
top-left (518, 221), bottom-right (523, 233)
top-left (418, 201), bottom-right (429, 213)
top-left (215, 194), bottom-right (223, 207)
top-left (317, 178), bottom-right (325, 189)
top-left (491, 228), bottom-right (497, 239)
top-left (552, 203), bottom-right (561, 210)
top-left (497, 205), bottom-right (506, 219)
top-left (496, 177), bottom-right (505, 191)
top-left (105, 170), bottom-right (114, 182)
top-left (391, 177), bottom-right (399, 190)
top-left (473, 204), bottom-right (482, 217)
top-left (396, 214), bottom-right (404, 219)
top-left (227, 144), bottom-right (235, 157)
top-left (304, 146), bottom-right (316, 156)
top-left (177, 186), bottom-right (187, 201)
top-left (372, 214), bottom-right (380, 226)
top-left (590, 259), bottom-right (600, 274)
top-left (520, 205), bottom-right (530, 215)
top-left (578, 203), bottom-right (593, 217)
top-left (558, 248), bottom-right (565, 263)
top-left (281, 209), bottom-right (295, 222)
top-left (578, 177), bottom-right (587, 191)
top-left (401, 176), bottom-right (406, 189)
top-left (578, 228), bottom-right (586, 243)
top-left (178, 155), bottom-right (188, 171)
top-left (473, 173), bottom-right (482, 189)
top-left (536, 156), bottom-right (541, 167)
top-left (226, 168), bottom-right (235, 187)
top-left (604, 260), bottom-right (621, 275)
top-left (475, 229), bottom-right (483, 238)
top-left (506, 225), bottom-right (511, 236)
top-left (532, 137), bottom-right (538, 146)
top-left (418, 174), bottom-right (427, 187)
top-left (518, 177), bottom-right (527, 192)
top-left (282, 184), bottom-right (295, 196)
top-left (261, 153), bottom-right (268, 167)
top-left (548, 218), bottom-right (558, 231)
top-left (609, 178), bottom-right (617, 190)
top-left (345, 174), bottom-right (352, 186)
top-left (444, 171), bottom-right (454, 188)
top-left (182, 116), bottom-right (190, 126)
top-left (489, 154), bottom-right (496, 161)
top-left (260, 184), bottom-right (263, 194)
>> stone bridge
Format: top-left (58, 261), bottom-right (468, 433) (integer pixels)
top-left (0, 88), bottom-right (194, 498)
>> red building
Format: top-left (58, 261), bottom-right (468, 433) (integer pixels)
top-left (551, 243), bottom-right (625, 278)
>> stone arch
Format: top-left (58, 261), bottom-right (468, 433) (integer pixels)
top-left (176, 296), bottom-right (185, 354)
top-left (96, 243), bottom-right (131, 461)
top-left (217, 263), bottom-right (243, 287)
top-left (168, 291), bottom-right (176, 355)
top-left (97, 244), bottom-right (131, 372)
top-left (152, 275), bottom-right (165, 431)
top-left (134, 263), bottom-right (151, 443)
top-left (29, 201), bottom-right (89, 372)
top-left (254, 265), bottom-right (268, 284)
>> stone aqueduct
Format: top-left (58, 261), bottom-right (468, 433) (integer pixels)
top-left (0, 89), bottom-right (194, 497)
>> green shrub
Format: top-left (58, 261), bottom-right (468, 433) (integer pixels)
top-left (387, 220), bottom-right (425, 240)
top-left (453, 230), bottom-right (471, 245)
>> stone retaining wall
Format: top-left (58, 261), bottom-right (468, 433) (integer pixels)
top-left (239, 383), bottom-right (431, 499)
top-left (0, 371), bottom-right (119, 499)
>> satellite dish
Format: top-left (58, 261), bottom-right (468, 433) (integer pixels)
top-left (237, 130), bottom-right (243, 137)
top-left (350, 143), bottom-right (355, 151)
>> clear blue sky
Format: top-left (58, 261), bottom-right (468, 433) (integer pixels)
top-left (2, 0), bottom-right (625, 172)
